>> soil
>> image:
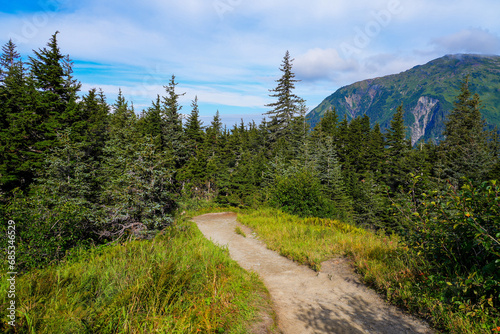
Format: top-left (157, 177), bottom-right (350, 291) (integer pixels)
top-left (193, 212), bottom-right (435, 334)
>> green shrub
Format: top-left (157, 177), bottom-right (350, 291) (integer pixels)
top-left (268, 166), bottom-right (335, 218)
top-left (2, 189), bottom-right (94, 272)
top-left (401, 178), bottom-right (500, 322)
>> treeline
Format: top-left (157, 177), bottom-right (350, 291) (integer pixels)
top-left (1, 34), bottom-right (499, 321)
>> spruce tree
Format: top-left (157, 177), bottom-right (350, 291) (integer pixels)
top-left (312, 107), bottom-right (339, 137)
top-left (204, 111), bottom-right (224, 192)
top-left (138, 95), bottom-right (164, 149)
top-left (27, 32), bottom-right (81, 167)
top-left (179, 96), bottom-right (207, 192)
top-left (0, 39), bottom-right (30, 191)
top-left (184, 96), bottom-right (204, 150)
top-left (265, 51), bottom-right (305, 144)
top-left (366, 123), bottom-right (385, 178)
top-left (162, 75), bottom-right (185, 168)
top-left (73, 88), bottom-right (109, 159)
top-left (0, 39), bottom-right (21, 82)
top-left (110, 89), bottom-right (135, 131)
top-left (438, 76), bottom-right (494, 183)
top-left (384, 104), bottom-right (411, 191)
top-left (29, 31), bottom-right (80, 107)
top-left (312, 135), bottom-right (352, 219)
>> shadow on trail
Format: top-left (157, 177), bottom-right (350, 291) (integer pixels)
top-left (297, 294), bottom-right (420, 334)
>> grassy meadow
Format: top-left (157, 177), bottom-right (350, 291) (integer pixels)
top-left (0, 218), bottom-right (276, 334)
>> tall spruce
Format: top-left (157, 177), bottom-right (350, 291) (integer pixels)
top-left (184, 96), bottom-right (204, 150)
top-left (438, 76), bottom-right (494, 183)
top-left (0, 39), bottom-right (30, 191)
top-left (138, 95), bottom-right (165, 150)
top-left (28, 31), bottom-right (81, 154)
top-left (265, 51), bottom-right (305, 144)
top-left (180, 96), bottom-right (207, 191)
top-left (384, 104), bottom-right (411, 191)
top-left (162, 75), bottom-right (185, 168)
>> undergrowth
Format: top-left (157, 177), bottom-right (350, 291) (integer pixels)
top-left (0, 220), bottom-right (275, 333)
top-left (237, 207), bottom-right (500, 334)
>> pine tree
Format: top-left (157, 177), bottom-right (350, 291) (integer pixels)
top-left (110, 89), bottom-right (135, 131)
top-left (72, 88), bottom-right (109, 159)
top-left (162, 75), bottom-right (186, 168)
top-left (26, 32), bottom-right (81, 164)
top-left (0, 39), bottom-right (29, 191)
top-left (265, 51), bottom-right (305, 144)
top-left (138, 95), bottom-right (164, 149)
top-left (342, 115), bottom-right (371, 174)
top-left (29, 32), bottom-right (81, 117)
top-left (184, 96), bottom-right (204, 151)
top-left (100, 93), bottom-right (176, 237)
top-left (312, 135), bottom-right (352, 219)
top-left (365, 123), bottom-right (385, 178)
top-left (384, 104), bottom-right (412, 191)
top-left (312, 107), bottom-right (339, 138)
top-left (179, 96), bottom-right (207, 192)
top-left (386, 105), bottom-right (410, 156)
top-left (204, 111), bottom-right (224, 192)
top-left (0, 39), bottom-right (21, 82)
top-left (438, 76), bottom-right (494, 183)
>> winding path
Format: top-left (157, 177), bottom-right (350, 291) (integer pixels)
top-left (193, 212), bottom-right (434, 334)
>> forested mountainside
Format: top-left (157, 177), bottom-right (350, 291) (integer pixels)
top-left (307, 54), bottom-right (500, 144)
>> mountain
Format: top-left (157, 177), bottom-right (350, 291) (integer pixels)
top-left (306, 54), bottom-right (500, 144)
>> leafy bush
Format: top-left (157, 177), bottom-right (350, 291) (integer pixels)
top-left (268, 165), bottom-right (335, 218)
top-left (2, 189), bottom-right (94, 271)
top-left (401, 178), bottom-right (500, 318)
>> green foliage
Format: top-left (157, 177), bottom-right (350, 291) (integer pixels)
top-left (398, 177), bottom-right (500, 326)
top-left (308, 135), bottom-right (353, 221)
top-left (438, 76), bottom-right (496, 184)
top-left (162, 75), bottom-right (186, 168)
top-left (267, 163), bottom-right (335, 218)
top-left (0, 222), bottom-right (276, 333)
top-left (3, 33), bottom-right (500, 333)
top-left (2, 131), bottom-right (97, 271)
top-left (4, 188), bottom-right (93, 271)
top-left (239, 208), bottom-right (500, 333)
top-left (347, 172), bottom-right (388, 229)
top-left (265, 51), bottom-right (305, 145)
top-left (100, 134), bottom-right (176, 236)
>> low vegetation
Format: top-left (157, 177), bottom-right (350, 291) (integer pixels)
top-left (0, 220), bottom-right (276, 333)
top-left (238, 208), bottom-right (500, 334)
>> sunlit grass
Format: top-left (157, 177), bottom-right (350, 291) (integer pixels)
top-left (0, 221), bottom-right (276, 333)
top-left (237, 207), bottom-right (500, 333)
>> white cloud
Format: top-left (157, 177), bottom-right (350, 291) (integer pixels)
top-left (431, 28), bottom-right (500, 54)
top-left (294, 48), bottom-right (359, 81)
top-left (2, 0), bottom-right (500, 118)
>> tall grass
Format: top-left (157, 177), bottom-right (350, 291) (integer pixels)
top-left (238, 207), bottom-right (500, 333)
top-left (0, 221), bottom-right (276, 333)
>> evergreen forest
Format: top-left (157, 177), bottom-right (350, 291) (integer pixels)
top-left (1, 33), bottom-right (499, 333)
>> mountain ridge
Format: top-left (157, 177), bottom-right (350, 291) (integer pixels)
top-left (306, 54), bottom-right (500, 144)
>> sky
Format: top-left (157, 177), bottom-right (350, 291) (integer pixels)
top-left (1, 0), bottom-right (500, 126)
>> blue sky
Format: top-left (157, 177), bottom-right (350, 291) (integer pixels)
top-left (2, 0), bottom-right (500, 126)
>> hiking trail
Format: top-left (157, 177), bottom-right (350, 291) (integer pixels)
top-left (193, 212), bottom-right (434, 334)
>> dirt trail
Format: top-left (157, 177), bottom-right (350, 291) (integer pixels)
top-left (193, 212), bottom-right (434, 334)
